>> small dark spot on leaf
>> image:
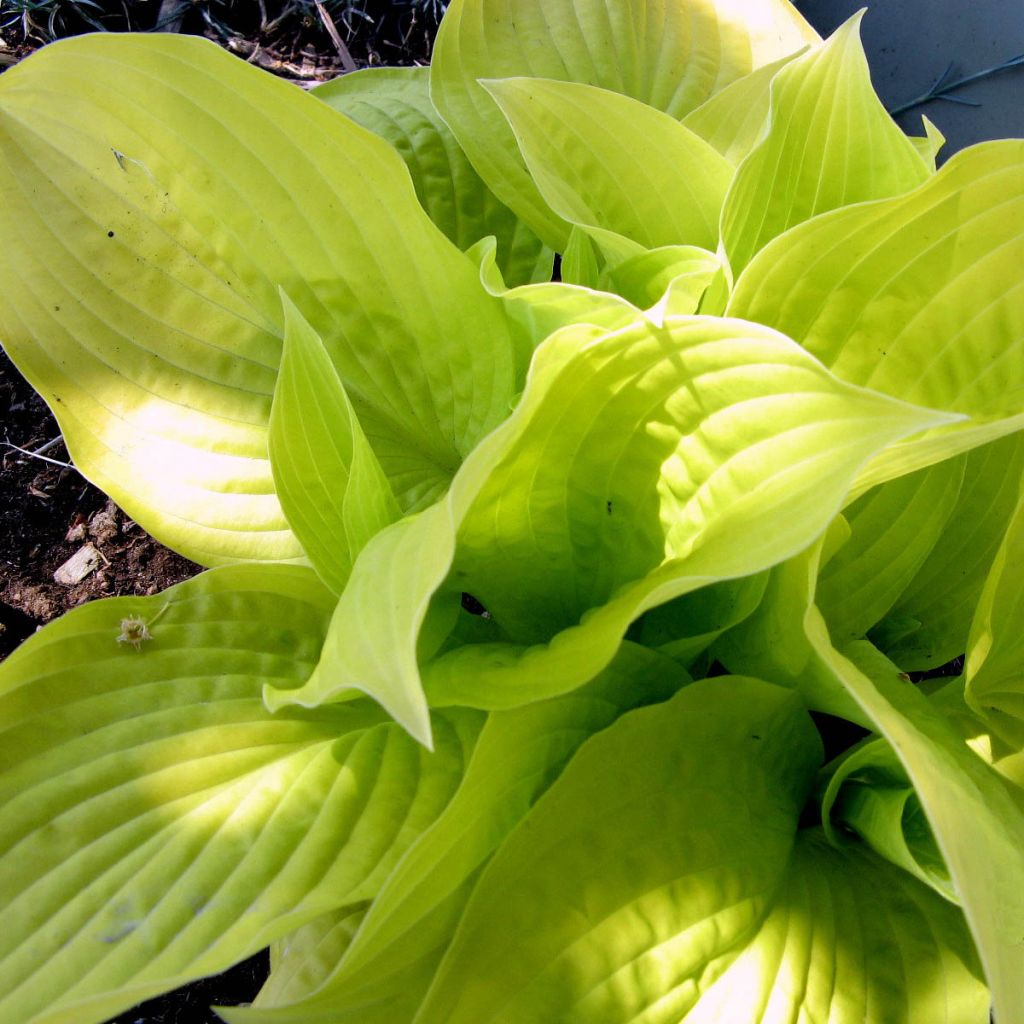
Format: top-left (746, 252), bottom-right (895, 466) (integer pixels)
top-left (751, 734), bottom-right (761, 740)
top-left (107, 230), bottom-right (115, 238)
top-left (606, 500), bottom-right (613, 515)
top-left (54, 305), bottom-right (60, 312)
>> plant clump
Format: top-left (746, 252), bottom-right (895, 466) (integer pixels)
top-left (1, 1), bottom-right (1024, 1023)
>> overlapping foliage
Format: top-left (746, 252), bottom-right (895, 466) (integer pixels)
top-left (1, 1), bottom-right (1023, 1021)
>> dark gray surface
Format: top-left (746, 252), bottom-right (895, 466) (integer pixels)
top-left (795, 0), bottom-right (1024, 155)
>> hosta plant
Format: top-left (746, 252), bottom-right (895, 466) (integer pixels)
top-left (2, 0), bottom-right (1024, 1021)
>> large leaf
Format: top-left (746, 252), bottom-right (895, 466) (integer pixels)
top-left (684, 830), bottom-right (986, 1024)
top-left (721, 14), bottom-right (928, 276)
top-left (431, 0), bottom-right (818, 249)
top-left (268, 295), bottom-right (400, 594)
top-left (484, 77), bottom-right (733, 251)
top-left (270, 314), bottom-right (949, 725)
top-left (729, 140), bottom-right (1024, 486)
top-left (438, 316), bottom-right (949, 648)
top-left (0, 566), bottom-right (477, 1024)
top-left (313, 67), bottom-right (551, 287)
top-left (416, 677), bottom-right (984, 1022)
top-left (414, 677), bottom-right (820, 1023)
top-left (0, 34), bottom-right (515, 564)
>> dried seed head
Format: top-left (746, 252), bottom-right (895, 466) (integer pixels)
top-left (117, 616), bottom-right (152, 651)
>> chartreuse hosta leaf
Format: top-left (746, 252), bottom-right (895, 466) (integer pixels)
top-left (555, 228), bottom-right (722, 319)
top-left (220, 891), bottom-right (462, 1024)
top-left (431, 0), bottom-right (818, 249)
top-left (0, 565), bottom-right (479, 1024)
top-left (602, 245), bottom-right (722, 319)
top-left (330, 646), bottom-right (688, 980)
top-left (729, 140), bottom-right (1024, 488)
top-left (718, 535), bottom-right (1024, 1022)
top-left (483, 77), bottom-right (734, 252)
top-left (816, 457), bottom-right (966, 644)
top-left (813, 638), bottom-right (1024, 1024)
top-left (413, 677), bottom-right (985, 1023)
top-left (268, 295), bottom-right (400, 594)
top-left (312, 66), bottom-right (551, 287)
top-left (269, 314), bottom-right (950, 730)
top-left (965, 481), bottom-right (1024, 724)
top-left (874, 433), bottom-right (1024, 670)
top-left (256, 906), bottom-right (368, 1010)
top-left (683, 830), bottom-right (986, 1024)
top-left (435, 317), bottom-right (949, 656)
top-left (822, 739), bottom-right (955, 900)
top-left (467, 234), bottom-right (642, 370)
top-left (476, 227), bottom-right (720, 338)
top-left (720, 13), bottom-right (929, 276)
top-left (0, 33), bottom-right (515, 565)
top-left (681, 51), bottom-right (801, 164)
top-left (910, 115), bottom-right (947, 170)
top-left (264, 500), bottom-right (455, 748)
top-left (631, 572), bottom-right (769, 668)
top-left (227, 645), bottom-right (690, 1024)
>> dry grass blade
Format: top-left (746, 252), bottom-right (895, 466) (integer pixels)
top-left (315, 0), bottom-right (356, 71)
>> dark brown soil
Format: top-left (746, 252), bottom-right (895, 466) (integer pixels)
top-left (1, 0), bottom-right (441, 80)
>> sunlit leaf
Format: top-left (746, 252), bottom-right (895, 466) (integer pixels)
top-left (0, 566), bottom-right (477, 1024)
top-left (431, 0), bottom-right (817, 248)
top-left (485, 77), bottom-right (733, 251)
top-left (0, 34), bottom-right (516, 563)
top-left (729, 140), bottom-right (1024, 486)
top-left (721, 14), bottom-right (928, 275)
top-left (817, 457), bottom-right (965, 643)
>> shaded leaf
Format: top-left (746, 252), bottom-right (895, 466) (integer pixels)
top-left (268, 295), bottom-right (400, 594)
top-left (314, 67), bottom-right (551, 287)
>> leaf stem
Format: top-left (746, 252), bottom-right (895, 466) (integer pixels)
top-left (889, 53), bottom-right (1024, 117)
